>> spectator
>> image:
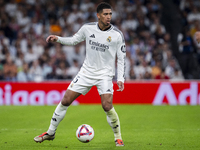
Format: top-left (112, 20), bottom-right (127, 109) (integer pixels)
top-left (190, 20), bottom-right (200, 37)
top-left (165, 57), bottom-right (183, 79)
top-left (5, 0), bottom-right (17, 17)
top-left (147, 0), bottom-right (162, 14)
top-left (0, 30), bottom-right (10, 52)
top-left (3, 56), bottom-right (17, 81)
top-left (67, 7), bottom-right (84, 24)
top-left (0, 20), bottom-right (14, 43)
top-left (155, 68), bottom-right (169, 80)
top-left (151, 60), bottom-right (162, 78)
top-left (55, 61), bottom-right (69, 79)
top-left (31, 16), bottom-right (43, 36)
top-left (15, 51), bottom-right (24, 68)
top-left (29, 60), bottom-right (43, 82)
top-left (150, 17), bottom-right (166, 34)
top-left (32, 37), bottom-right (45, 57)
top-left (179, 29), bottom-right (194, 54)
top-left (0, 64), bottom-right (4, 80)
top-left (15, 32), bottom-right (28, 53)
top-left (24, 45), bottom-right (38, 64)
top-left (0, 0), bottom-right (188, 81)
top-left (17, 62), bottom-right (32, 81)
top-left (134, 59), bottom-right (152, 79)
top-left (170, 68), bottom-right (184, 81)
top-left (80, 0), bottom-right (94, 12)
top-left (17, 9), bottom-right (31, 33)
top-left (136, 18), bottom-right (149, 38)
top-left (54, 51), bottom-right (70, 69)
top-left (122, 13), bottom-right (138, 31)
top-left (49, 19), bottom-right (62, 35)
top-left (187, 7), bottom-right (200, 24)
top-left (129, 68), bottom-right (136, 80)
top-left (67, 59), bottom-right (80, 79)
top-left (42, 59), bottom-right (53, 79)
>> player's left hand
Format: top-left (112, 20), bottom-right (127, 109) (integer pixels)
top-left (117, 81), bottom-right (124, 92)
top-left (195, 31), bottom-right (200, 43)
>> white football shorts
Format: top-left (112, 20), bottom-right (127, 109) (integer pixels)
top-left (68, 74), bottom-right (113, 95)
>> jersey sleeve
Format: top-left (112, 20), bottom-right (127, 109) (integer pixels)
top-left (116, 33), bottom-right (126, 83)
top-left (56, 25), bottom-right (86, 45)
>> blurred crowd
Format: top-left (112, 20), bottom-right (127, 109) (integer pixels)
top-left (178, 0), bottom-right (200, 79)
top-left (0, 0), bottom-right (199, 82)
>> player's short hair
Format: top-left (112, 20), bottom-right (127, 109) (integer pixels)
top-left (96, 2), bottom-right (112, 13)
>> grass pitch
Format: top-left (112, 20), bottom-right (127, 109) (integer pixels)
top-left (0, 105), bottom-right (200, 150)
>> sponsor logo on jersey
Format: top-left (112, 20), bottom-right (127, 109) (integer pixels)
top-left (107, 36), bottom-right (112, 42)
top-left (90, 34), bottom-right (95, 38)
top-left (89, 40), bottom-right (109, 52)
top-left (121, 45), bottom-right (126, 53)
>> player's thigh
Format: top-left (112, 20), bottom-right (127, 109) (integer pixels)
top-left (68, 74), bottom-right (93, 95)
top-left (96, 77), bottom-right (114, 111)
top-left (96, 77), bottom-right (113, 95)
top-left (61, 89), bottom-right (81, 106)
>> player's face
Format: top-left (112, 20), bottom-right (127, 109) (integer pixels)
top-left (97, 9), bottom-right (112, 27)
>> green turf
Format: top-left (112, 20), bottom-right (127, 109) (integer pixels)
top-left (0, 105), bottom-right (200, 150)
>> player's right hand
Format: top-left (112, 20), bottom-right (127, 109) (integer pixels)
top-left (46, 35), bottom-right (58, 43)
top-left (117, 81), bottom-right (124, 92)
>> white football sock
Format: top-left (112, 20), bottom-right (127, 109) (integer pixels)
top-left (47, 102), bottom-right (68, 135)
top-left (105, 107), bottom-right (122, 140)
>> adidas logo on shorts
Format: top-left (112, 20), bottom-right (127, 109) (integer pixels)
top-left (106, 89), bottom-right (111, 92)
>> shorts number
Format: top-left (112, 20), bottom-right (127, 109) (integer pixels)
top-left (73, 76), bottom-right (80, 83)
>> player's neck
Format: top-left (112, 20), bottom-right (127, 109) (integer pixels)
top-left (98, 23), bottom-right (111, 31)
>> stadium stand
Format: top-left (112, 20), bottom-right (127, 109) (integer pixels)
top-left (0, 0), bottom-right (199, 81)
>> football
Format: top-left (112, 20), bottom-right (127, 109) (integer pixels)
top-left (76, 124), bottom-right (94, 143)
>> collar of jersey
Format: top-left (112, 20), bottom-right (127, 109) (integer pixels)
top-left (97, 23), bottom-right (113, 32)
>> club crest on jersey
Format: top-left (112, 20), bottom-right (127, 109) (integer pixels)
top-left (107, 36), bottom-right (112, 42)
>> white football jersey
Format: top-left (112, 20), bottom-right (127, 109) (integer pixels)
top-left (57, 22), bottom-right (126, 82)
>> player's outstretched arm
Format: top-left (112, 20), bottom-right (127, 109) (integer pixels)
top-left (46, 35), bottom-right (58, 43)
top-left (117, 81), bottom-right (124, 92)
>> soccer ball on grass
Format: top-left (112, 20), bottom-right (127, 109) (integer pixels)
top-left (76, 124), bottom-right (94, 143)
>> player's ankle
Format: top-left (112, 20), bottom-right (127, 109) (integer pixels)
top-left (47, 129), bottom-right (55, 136)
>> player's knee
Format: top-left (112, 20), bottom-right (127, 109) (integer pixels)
top-left (102, 102), bottom-right (113, 112)
top-left (61, 94), bottom-right (72, 106)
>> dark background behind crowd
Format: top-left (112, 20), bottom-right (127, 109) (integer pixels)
top-left (0, 0), bottom-right (200, 82)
